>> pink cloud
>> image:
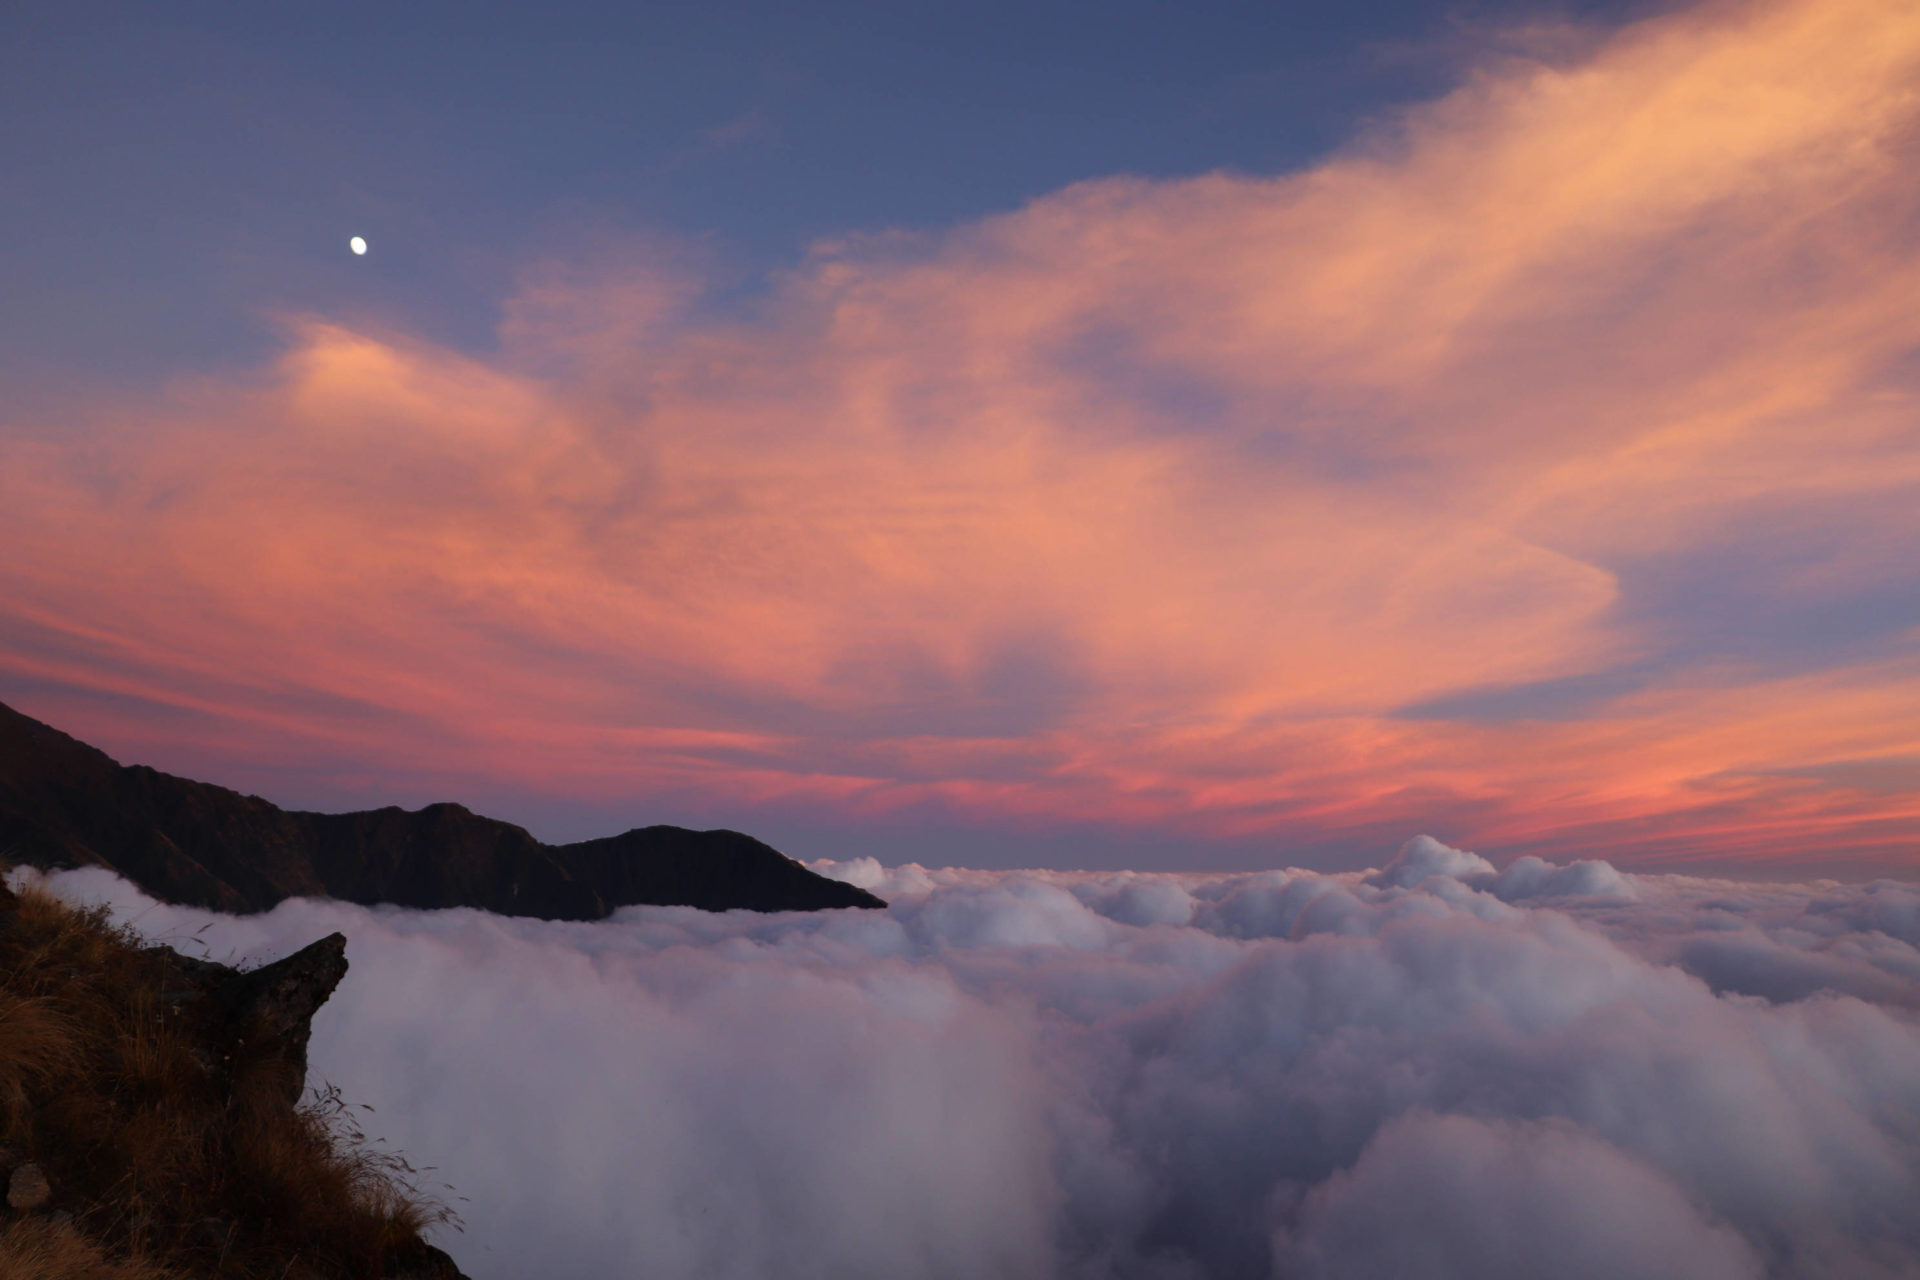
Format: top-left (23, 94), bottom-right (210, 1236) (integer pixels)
top-left (3, 0), bottom-right (1917, 870)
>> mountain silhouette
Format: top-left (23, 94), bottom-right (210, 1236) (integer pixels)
top-left (0, 700), bottom-right (883, 917)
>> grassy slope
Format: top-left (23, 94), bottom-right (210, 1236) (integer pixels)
top-left (0, 871), bottom-right (457, 1279)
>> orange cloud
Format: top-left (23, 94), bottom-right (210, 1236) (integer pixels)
top-left (3, 0), bottom-right (1917, 872)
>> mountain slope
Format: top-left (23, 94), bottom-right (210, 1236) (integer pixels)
top-left (0, 701), bottom-right (883, 917)
top-left (0, 873), bottom-right (466, 1278)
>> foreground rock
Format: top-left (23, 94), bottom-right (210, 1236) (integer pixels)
top-left (150, 931), bottom-right (351, 1107)
top-left (0, 699), bottom-right (883, 917)
top-left (7, 1161), bottom-right (49, 1211)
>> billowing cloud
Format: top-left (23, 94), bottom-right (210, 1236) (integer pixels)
top-left (2, 0), bottom-right (1918, 870)
top-left (1277, 1113), bottom-right (1764, 1280)
top-left (20, 840), bottom-right (1920, 1278)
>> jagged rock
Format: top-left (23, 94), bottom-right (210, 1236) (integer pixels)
top-left (217, 932), bottom-right (350, 1104)
top-left (8, 1161), bottom-right (50, 1210)
top-left (141, 933), bottom-right (349, 1106)
top-left (0, 699), bottom-right (885, 918)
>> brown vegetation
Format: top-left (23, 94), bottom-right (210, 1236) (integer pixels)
top-left (0, 869), bottom-right (461, 1279)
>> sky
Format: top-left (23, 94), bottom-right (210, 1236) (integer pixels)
top-left (2, 0), bottom-right (1918, 876)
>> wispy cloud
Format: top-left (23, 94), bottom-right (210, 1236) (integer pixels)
top-left (3, 0), bottom-right (1917, 869)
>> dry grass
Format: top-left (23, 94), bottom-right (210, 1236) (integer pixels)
top-left (0, 870), bottom-right (456, 1279)
top-left (0, 1216), bottom-right (172, 1280)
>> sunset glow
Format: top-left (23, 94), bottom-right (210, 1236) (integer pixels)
top-left (5, 0), bottom-right (1918, 873)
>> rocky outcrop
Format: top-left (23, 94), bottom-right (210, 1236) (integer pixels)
top-left (147, 932), bottom-right (351, 1107)
top-left (140, 934), bottom-right (466, 1276)
top-left (0, 699), bottom-right (884, 917)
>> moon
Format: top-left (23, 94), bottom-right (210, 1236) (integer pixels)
top-left (349, 236), bottom-right (367, 256)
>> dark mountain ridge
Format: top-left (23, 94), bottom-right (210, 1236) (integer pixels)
top-left (0, 700), bottom-right (883, 917)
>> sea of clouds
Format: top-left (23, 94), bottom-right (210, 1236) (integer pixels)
top-left (21, 837), bottom-right (1920, 1280)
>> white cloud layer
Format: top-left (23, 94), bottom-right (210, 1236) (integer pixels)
top-left (21, 838), bottom-right (1920, 1279)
